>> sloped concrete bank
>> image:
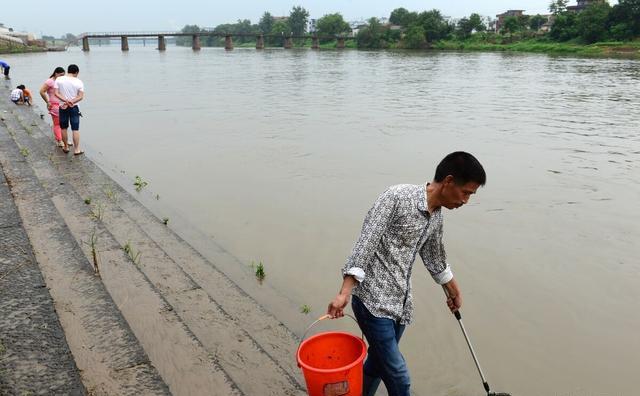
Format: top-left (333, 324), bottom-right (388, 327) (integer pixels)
top-left (0, 81), bottom-right (306, 395)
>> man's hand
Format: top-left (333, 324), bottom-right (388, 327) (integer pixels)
top-left (327, 293), bottom-right (350, 318)
top-left (446, 293), bottom-right (462, 312)
top-left (443, 278), bottom-right (462, 313)
top-left (327, 275), bottom-right (358, 318)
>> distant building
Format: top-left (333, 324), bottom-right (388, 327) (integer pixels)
top-left (538, 14), bottom-right (555, 33)
top-left (495, 10), bottom-right (525, 32)
top-left (567, 0), bottom-right (605, 12)
top-left (349, 20), bottom-right (368, 36)
top-left (0, 22), bottom-right (38, 45)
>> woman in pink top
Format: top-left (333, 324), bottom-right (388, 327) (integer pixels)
top-left (39, 67), bottom-right (65, 147)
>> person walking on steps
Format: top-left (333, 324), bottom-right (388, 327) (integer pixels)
top-left (327, 151), bottom-right (487, 396)
top-left (40, 67), bottom-right (66, 147)
top-left (55, 64), bottom-right (84, 155)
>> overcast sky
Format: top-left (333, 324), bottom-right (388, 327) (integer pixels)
top-left (3, 0), bottom-right (615, 37)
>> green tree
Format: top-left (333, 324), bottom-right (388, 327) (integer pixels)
top-left (549, 12), bottom-right (578, 41)
top-left (456, 17), bottom-right (474, 39)
top-left (549, 0), bottom-right (569, 15)
top-left (529, 14), bottom-right (548, 31)
top-left (259, 12), bottom-right (274, 34)
top-left (356, 17), bottom-right (388, 49)
top-left (501, 16), bottom-right (521, 34)
top-left (576, 2), bottom-right (611, 43)
top-left (608, 0), bottom-right (640, 40)
top-left (271, 20), bottom-right (290, 35)
top-left (289, 6), bottom-right (309, 36)
top-left (270, 19), bottom-right (291, 46)
top-left (417, 9), bottom-right (453, 42)
top-left (469, 13), bottom-right (487, 32)
top-left (316, 13), bottom-right (351, 40)
top-left (389, 7), bottom-right (418, 27)
top-left (404, 25), bottom-right (426, 48)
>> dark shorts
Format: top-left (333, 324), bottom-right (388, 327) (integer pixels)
top-left (59, 106), bottom-right (80, 131)
top-left (3, 66), bottom-right (9, 76)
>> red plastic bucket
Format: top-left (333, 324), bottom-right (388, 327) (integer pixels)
top-left (297, 315), bottom-right (366, 396)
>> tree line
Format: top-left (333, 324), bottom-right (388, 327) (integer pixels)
top-left (176, 1), bottom-right (640, 49)
top-left (547, 0), bottom-right (640, 43)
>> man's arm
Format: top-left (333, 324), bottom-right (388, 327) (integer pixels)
top-left (327, 188), bottom-right (398, 318)
top-left (327, 275), bottom-right (358, 318)
top-left (70, 90), bottom-right (84, 105)
top-left (54, 89), bottom-right (66, 103)
top-left (420, 231), bottom-right (461, 311)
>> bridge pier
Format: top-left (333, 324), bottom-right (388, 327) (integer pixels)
top-left (192, 35), bottom-right (201, 51)
top-left (311, 36), bottom-right (319, 50)
top-left (256, 34), bottom-right (264, 50)
top-left (158, 35), bottom-right (166, 51)
top-left (225, 35), bottom-right (233, 50)
top-left (121, 36), bottom-right (129, 51)
top-left (82, 37), bottom-right (90, 52)
top-left (336, 37), bottom-right (345, 49)
top-left (284, 36), bottom-right (293, 49)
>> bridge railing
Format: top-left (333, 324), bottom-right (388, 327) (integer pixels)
top-left (78, 31), bottom-right (348, 40)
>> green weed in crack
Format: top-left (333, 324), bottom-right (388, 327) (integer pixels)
top-left (251, 261), bottom-right (266, 283)
top-left (134, 176), bottom-right (148, 192)
top-left (123, 240), bottom-right (142, 265)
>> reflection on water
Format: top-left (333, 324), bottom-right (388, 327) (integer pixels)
top-left (6, 47), bottom-right (640, 396)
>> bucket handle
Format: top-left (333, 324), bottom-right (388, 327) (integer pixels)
top-left (297, 314), bottom-right (364, 365)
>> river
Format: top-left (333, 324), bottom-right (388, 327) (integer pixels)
top-left (5, 45), bottom-right (640, 396)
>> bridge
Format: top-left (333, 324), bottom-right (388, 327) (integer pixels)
top-left (77, 31), bottom-right (350, 51)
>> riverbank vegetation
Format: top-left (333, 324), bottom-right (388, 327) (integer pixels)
top-left (0, 43), bottom-right (46, 54)
top-left (176, 1), bottom-right (639, 56)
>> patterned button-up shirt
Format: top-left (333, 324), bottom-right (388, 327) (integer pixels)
top-left (342, 184), bottom-right (453, 325)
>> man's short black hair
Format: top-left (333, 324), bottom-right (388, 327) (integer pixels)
top-left (434, 151), bottom-right (486, 186)
top-left (17, 84), bottom-right (25, 90)
top-left (67, 64), bottom-right (79, 74)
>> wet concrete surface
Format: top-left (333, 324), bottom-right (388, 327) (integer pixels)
top-left (0, 175), bottom-right (85, 395)
top-left (1, 84), bottom-right (171, 395)
top-left (0, 82), bottom-right (307, 395)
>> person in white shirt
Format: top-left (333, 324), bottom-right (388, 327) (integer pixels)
top-left (10, 87), bottom-right (24, 104)
top-left (55, 64), bottom-right (85, 155)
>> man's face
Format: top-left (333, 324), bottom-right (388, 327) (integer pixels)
top-left (441, 176), bottom-right (480, 210)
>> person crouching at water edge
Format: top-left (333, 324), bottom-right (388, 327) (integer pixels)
top-left (10, 86), bottom-right (24, 104)
top-left (40, 67), bottom-right (66, 147)
top-left (20, 85), bottom-right (33, 106)
top-left (54, 64), bottom-right (85, 155)
top-left (327, 151), bottom-right (486, 396)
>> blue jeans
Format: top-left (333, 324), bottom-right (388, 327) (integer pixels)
top-left (352, 295), bottom-right (410, 396)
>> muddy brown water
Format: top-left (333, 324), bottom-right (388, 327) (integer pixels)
top-left (5, 46), bottom-right (640, 395)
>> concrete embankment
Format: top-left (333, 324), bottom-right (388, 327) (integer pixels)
top-left (0, 81), bottom-right (307, 395)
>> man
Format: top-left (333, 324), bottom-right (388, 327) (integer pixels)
top-left (55, 64), bottom-right (84, 155)
top-left (0, 60), bottom-right (9, 79)
top-left (327, 151), bottom-right (486, 396)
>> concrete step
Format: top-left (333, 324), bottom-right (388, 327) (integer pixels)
top-left (0, 172), bottom-right (86, 395)
top-left (0, 107), bottom-right (171, 394)
top-left (10, 103), bottom-right (307, 394)
top-left (1, 104), bottom-right (241, 395)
